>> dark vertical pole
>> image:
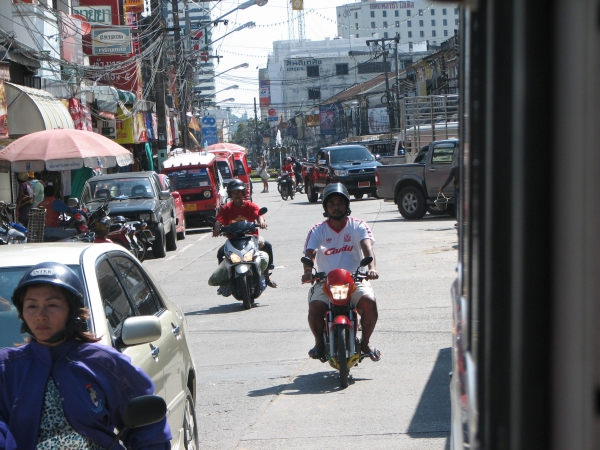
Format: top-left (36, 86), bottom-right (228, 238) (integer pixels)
top-left (381, 39), bottom-right (395, 131)
top-left (171, 0), bottom-right (189, 149)
top-left (254, 97), bottom-right (260, 162)
top-left (151, 0), bottom-right (168, 170)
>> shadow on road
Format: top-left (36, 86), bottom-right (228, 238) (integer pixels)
top-left (247, 371), bottom-right (372, 396)
top-left (407, 347), bottom-right (451, 448)
top-left (372, 216), bottom-right (453, 224)
top-left (184, 302), bottom-right (244, 316)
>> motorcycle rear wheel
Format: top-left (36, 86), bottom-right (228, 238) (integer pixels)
top-left (280, 184), bottom-right (288, 201)
top-left (336, 326), bottom-right (349, 389)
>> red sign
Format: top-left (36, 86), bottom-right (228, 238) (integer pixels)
top-left (199, 52), bottom-right (209, 62)
top-left (89, 55), bottom-right (141, 93)
top-left (268, 108), bottom-right (276, 117)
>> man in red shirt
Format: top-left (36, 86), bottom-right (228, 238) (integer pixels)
top-left (281, 157), bottom-right (296, 192)
top-left (38, 185), bottom-right (76, 241)
top-left (213, 179), bottom-right (277, 289)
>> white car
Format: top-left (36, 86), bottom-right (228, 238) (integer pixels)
top-left (0, 242), bottom-right (198, 449)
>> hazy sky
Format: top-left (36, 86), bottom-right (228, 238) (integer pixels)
top-left (199, 0), bottom-right (359, 117)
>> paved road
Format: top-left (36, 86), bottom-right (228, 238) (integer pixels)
top-left (144, 182), bottom-right (457, 450)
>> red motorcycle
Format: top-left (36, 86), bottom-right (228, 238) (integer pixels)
top-left (301, 255), bottom-right (374, 389)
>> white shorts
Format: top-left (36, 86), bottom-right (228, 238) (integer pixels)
top-left (308, 280), bottom-right (375, 307)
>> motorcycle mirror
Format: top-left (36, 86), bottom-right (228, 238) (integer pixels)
top-left (258, 207), bottom-right (268, 215)
top-left (301, 256), bottom-right (314, 268)
top-left (106, 395), bottom-right (166, 450)
top-left (359, 256), bottom-right (373, 267)
top-left (67, 198), bottom-right (79, 208)
top-left (206, 216), bottom-right (216, 225)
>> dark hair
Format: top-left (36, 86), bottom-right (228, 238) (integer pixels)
top-left (44, 185), bottom-right (56, 197)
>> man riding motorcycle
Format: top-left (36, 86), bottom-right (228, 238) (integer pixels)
top-left (290, 156), bottom-right (302, 187)
top-left (213, 179), bottom-right (277, 292)
top-left (281, 157), bottom-right (296, 192)
top-left (301, 183), bottom-right (381, 362)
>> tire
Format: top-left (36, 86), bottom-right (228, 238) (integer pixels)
top-left (306, 182), bottom-right (318, 203)
top-left (240, 275), bottom-right (252, 310)
top-left (397, 186), bottom-right (427, 220)
top-left (152, 222), bottom-right (167, 258)
top-left (166, 219), bottom-right (177, 251)
top-left (354, 193), bottom-right (364, 200)
top-left (177, 218), bottom-right (186, 240)
top-left (135, 238), bottom-right (147, 263)
top-left (289, 184), bottom-right (295, 200)
top-left (280, 184), bottom-right (288, 201)
top-left (183, 387), bottom-right (199, 450)
top-left (336, 326), bottom-right (349, 389)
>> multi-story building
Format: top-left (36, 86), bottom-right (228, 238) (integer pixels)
top-left (336, 0), bottom-right (459, 47)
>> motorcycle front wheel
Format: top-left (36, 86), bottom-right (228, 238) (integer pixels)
top-left (238, 275), bottom-right (253, 310)
top-left (289, 183), bottom-right (295, 200)
top-left (336, 326), bottom-right (349, 388)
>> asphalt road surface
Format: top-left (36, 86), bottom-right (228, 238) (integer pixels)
top-left (144, 182), bottom-right (457, 450)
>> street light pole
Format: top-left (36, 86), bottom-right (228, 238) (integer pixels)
top-left (151, 0), bottom-right (168, 170)
top-left (254, 97), bottom-right (261, 164)
top-left (171, 0), bottom-right (189, 149)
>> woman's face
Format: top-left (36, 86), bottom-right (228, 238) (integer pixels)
top-left (22, 285), bottom-right (70, 346)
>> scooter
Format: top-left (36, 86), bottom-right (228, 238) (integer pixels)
top-left (207, 207), bottom-right (268, 310)
top-left (301, 255), bottom-right (374, 389)
top-left (278, 173), bottom-right (295, 201)
top-left (0, 202), bottom-right (27, 244)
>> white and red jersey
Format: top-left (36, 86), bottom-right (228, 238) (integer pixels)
top-left (304, 217), bottom-right (374, 274)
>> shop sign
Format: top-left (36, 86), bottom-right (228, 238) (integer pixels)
top-left (89, 55), bottom-right (140, 93)
top-left (92, 27), bottom-right (132, 55)
top-left (100, 119), bottom-right (117, 140)
top-left (115, 108), bottom-right (134, 144)
top-left (259, 80), bottom-right (270, 107)
top-left (319, 105), bottom-right (336, 135)
top-left (72, 5), bottom-right (112, 25)
top-left (134, 112), bottom-right (148, 143)
top-left (306, 114), bottom-right (319, 127)
top-left (0, 79), bottom-right (7, 139)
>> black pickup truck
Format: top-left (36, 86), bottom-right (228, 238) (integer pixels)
top-left (302, 145), bottom-right (382, 202)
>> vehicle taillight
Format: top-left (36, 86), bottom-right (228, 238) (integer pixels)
top-left (375, 173), bottom-right (380, 186)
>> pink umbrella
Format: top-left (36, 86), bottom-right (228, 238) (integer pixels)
top-left (0, 128), bottom-right (134, 172)
top-left (206, 143), bottom-right (248, 153)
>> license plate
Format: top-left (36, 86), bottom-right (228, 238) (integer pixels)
top-left (184, 203), bottom-right (197, 211)
top-left (358, 181), bottom-right (370, 187)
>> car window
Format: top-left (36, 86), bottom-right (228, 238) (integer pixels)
top-left (111, 256), bottom-right (164, 316)
top-left (431, 143), bottom-right (456, 164)
top-left (165, 168), bottom-right (211, 189)
top-left (217, 161), bottom-right (233, 181)
top-left (82, 177), bottom-right (154, 202)
top-left (235, 160), bottom-right (246, 175)
top-left (96, 258), bottom-right (134, 340)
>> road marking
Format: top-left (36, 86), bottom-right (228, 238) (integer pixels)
top-left (164, 233), bottom-right (210, 261)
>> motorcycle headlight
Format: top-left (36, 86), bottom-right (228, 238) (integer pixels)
top-left (243, 250), bottom-right (253, 262)
top-left (230, 253), bottom-right (242, 263)
top-left (334, 170), bottom-right (348, 177)
top-left (330, 283), bottom-right (350, 300)
top-left (139, 213), bottom-right (151, 222)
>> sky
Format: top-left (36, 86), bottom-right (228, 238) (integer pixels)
top-left (195, 0), bottom-right (360, 117)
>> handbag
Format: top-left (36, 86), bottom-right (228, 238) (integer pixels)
top-left (260, 169), bottom-right (270, 181)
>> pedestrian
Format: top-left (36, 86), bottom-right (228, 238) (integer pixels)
top-left (28, 171), bottom-right (45, 208)
top-left (0, 261), bottom-right (172, 449)
top-left (258, 155), bottom-right (269, 193)
top-left (16, 172), bottom-right (33, 228)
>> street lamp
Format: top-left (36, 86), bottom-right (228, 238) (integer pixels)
top-left (215, 98), bottom-right (235, 104)
top-left (197, 0), bottom-right (267, 27)
top-left (188, 23), bottom-right (256, 60)
top-left (194, 63), bottom-right (248, 88)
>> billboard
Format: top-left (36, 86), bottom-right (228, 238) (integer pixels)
top-left (319, 105), bottom-right (336, 135)
top-left (368, 107), bottom-right (390, 134)
top-left (259, 80), bottom-right (270, 107)
top-left (92, 27), bottom-right (132, 55)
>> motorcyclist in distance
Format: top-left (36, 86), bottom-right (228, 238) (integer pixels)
top-left (281, 157), bottom-right (297, 192)
top-left (213, 179), bottom-right (277, 289)
top-left (290, 156), bottom-right (302, 187)
top-left (301, 183), bottom-right (381, 362)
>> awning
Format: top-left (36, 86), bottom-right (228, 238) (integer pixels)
top-left (87, 86), bottom-right (136, 113)
top-left (0, 45), bottom-right (41, 70)
top-left (5, 82), bottom-right (74, 137)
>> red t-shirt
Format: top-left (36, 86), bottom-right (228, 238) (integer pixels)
top-left (216, 201), bottom-right (260, 226)
top-left (38, 197), bottom-right (61, 227)
top-left (282, 163), bottom-right (293, 174)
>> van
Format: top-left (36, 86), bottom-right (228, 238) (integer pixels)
top-left (230, 150), bottom-right (253, 197)
top-left (207, 150), bottom-right (236, 188)
top-left (161, 151), bottom-right (227, 224)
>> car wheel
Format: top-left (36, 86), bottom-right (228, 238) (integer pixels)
top-left (183, 387), bottom-right (199, 450)
top-left (354, 193), bottom-right (364, 200)
top-left (177, 218), bottom-right (186, 240)
top-left (152, 222), bottom-right (167, 258)
top-left (166, 219), bottom-right (177, 251)
top-left (397, 186), bottom-right (427, 220)
top-left (306, 182), bottom-right (318, 203)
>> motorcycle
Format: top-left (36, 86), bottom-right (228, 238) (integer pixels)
top-left (0, 202), bottom-right (27, 244)
top-left (295, 175), bottom-right (304, 194)
top-left (278, 173), bottom-right (295, 201)
top-left (207, 207), bottom-right (268, 310)
top-left (301, 255), bottom-right (374, 389)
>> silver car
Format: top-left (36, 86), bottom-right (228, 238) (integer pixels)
top-left (0, 242), bottom-right (198, 449)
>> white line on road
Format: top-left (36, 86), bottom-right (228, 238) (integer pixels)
top-left (164, 233), bottom-right (209, 261)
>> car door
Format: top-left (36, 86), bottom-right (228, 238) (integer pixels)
top-left (426, 141), bottom-right (457, 198)
top-left (152, 173), bottom-right (173, 231)
top-left (108, 254), bottom-right (187, 441)
top-left (316, 151), bottom-right (329, 188)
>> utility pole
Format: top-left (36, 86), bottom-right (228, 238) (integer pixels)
top-left (171, 0), bottom-right (189, 149)
top-left (254, 97), bottom-right (261, 163)
top-left (151, 0), bottom-right (168, 170)
top-left (366, 37), bottom-right (397, 132)
top-left (394, 35), bottom-right (400, 131)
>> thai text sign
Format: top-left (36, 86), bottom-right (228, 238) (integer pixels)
top-left (370, 2), bottom-right (414, 9)
top-left (92, 27), bottom-right (132, 55)
top-left (72, 5), bottom-right (112, 25)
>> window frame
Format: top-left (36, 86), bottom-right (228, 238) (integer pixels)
top-left (335, 63), bottom-right (349, 76)
top-left (308, 88), bottom-right (321, 100)
top-left (306, 65), bottom-right (320, 78)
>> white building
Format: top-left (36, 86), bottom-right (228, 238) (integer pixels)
top-left (336, 0), bottom-right (459, 46)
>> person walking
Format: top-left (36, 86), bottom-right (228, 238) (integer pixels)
top-left (16, 172), bottom-right (33, 228)
top-left (258, 155), bottom-right (269, 193)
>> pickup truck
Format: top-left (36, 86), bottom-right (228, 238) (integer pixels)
top-left (302, 145), bottom-right (382, 202)
top-left (375, 139), bottom-right (458, 220)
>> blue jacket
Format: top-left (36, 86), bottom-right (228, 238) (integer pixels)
top-left (0, 340), bottom-right (172, 450)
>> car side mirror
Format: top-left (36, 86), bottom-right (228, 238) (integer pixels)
top-left (171, 191), bottom-right (181, 200)
top-left (121, 316), bottom-right (162, 346)
top-left (159, 190), bottom-right (171, 200)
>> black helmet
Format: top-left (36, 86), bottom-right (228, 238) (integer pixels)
top-left (12, 262), bottom-right (84, 313)
top-left (227, 179), bottom-right (246, 194)
top-left (94, 216), bottom-right (111, 237)
top-left (322, 183), bottom-right (351, 217)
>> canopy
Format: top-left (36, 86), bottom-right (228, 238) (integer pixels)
top-left (0, 129), bottom-right (133, 172)
top-left (206, 143), bottom-right (248, 153)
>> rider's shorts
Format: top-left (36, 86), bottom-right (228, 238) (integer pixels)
top-left (308, 280), bottom-right (375, 307)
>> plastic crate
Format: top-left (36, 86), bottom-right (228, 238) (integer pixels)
top-left (28, 208), bottom-right (46, 243)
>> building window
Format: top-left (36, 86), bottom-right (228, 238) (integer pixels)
top-left (308, 88), bottom-right (320, 100)
top-left (420, 30), bottom-right (424, 37)
top-left (370, 11), bottom-right (375, 18)
top-left (408, 31), bottom-right (412, 38)
top-left (455, 19), bottom-right (459, 25)
top-left (419, 20), bottom-right (424, 27)
top-left (355, 12), bottom-right (358, 19)
top-left (407, 10), bottom-right (411, 16)
top-left (395, 21), bottom-right (400, 28)
top-left (443, 19), bottom-right (447, 26)
top-left (395, 10), bottom-right (399, 17)
top-left (356, 34), bottom-right (359, 38)
top-left (355, 23), bottom-right (359, 29)
top-left (383, 21), bottom-right (388, 28)
top-left (307, 65), bottom-right (320, 77)
top-left (431, 20), bottom-right (435, 26)
top-left (455, 8), bottom-right (459, 14)
top-left (432, 30), bottom-right (436, 37)
top-left (371, 22), bottom-right (376, 28)
top-left (444, 30), bottom-right (448, 36)
top-left (384, 32), bottom-right (388, 38)
top-left (443, 9), bottom-right (447, 15)
top-left (407, 20), bottom-right (412, 27)
top-left (383, 10), bottom-right (387, 17)
top-left (336, 63), bottom-right (349, 76)
top-left (419, 9), bottom-right (423, 15)
top-left (431, 9), bottom-right (435, 15)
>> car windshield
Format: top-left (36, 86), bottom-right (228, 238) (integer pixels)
top-left (165, 168), bottom-right (211, 190)
top-left (330, 147), bottom-right (375, 164)
top-left (234, 160), bottom-right (246, 175)
top-left (82, 177), bottom-right (154, 203)
top-left (0, 265), bottom-right (87, 349)
top-left (217, 161), bottom-right (233, 181)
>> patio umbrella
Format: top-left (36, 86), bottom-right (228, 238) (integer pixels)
top-left (0, 129), bottom-right (134, 172)
top-left (206, 142), bottom-right (248, 153)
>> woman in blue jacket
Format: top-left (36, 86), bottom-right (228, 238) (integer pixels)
top-left (0, 262), bottom-right (172, 449)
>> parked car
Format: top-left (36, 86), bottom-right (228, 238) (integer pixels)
top-left (0, 242), bottom-right (198, 449)
top-left (162, 151), bottom-right (227, 225)
top-left (78, 172), bottom-right (177, 258)
top-left (376, 139), bottom-right (458, 220)
top-left (157, 173), bottom-right (186, 240)
top-left (302, 145), bottom-right (382, 202)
